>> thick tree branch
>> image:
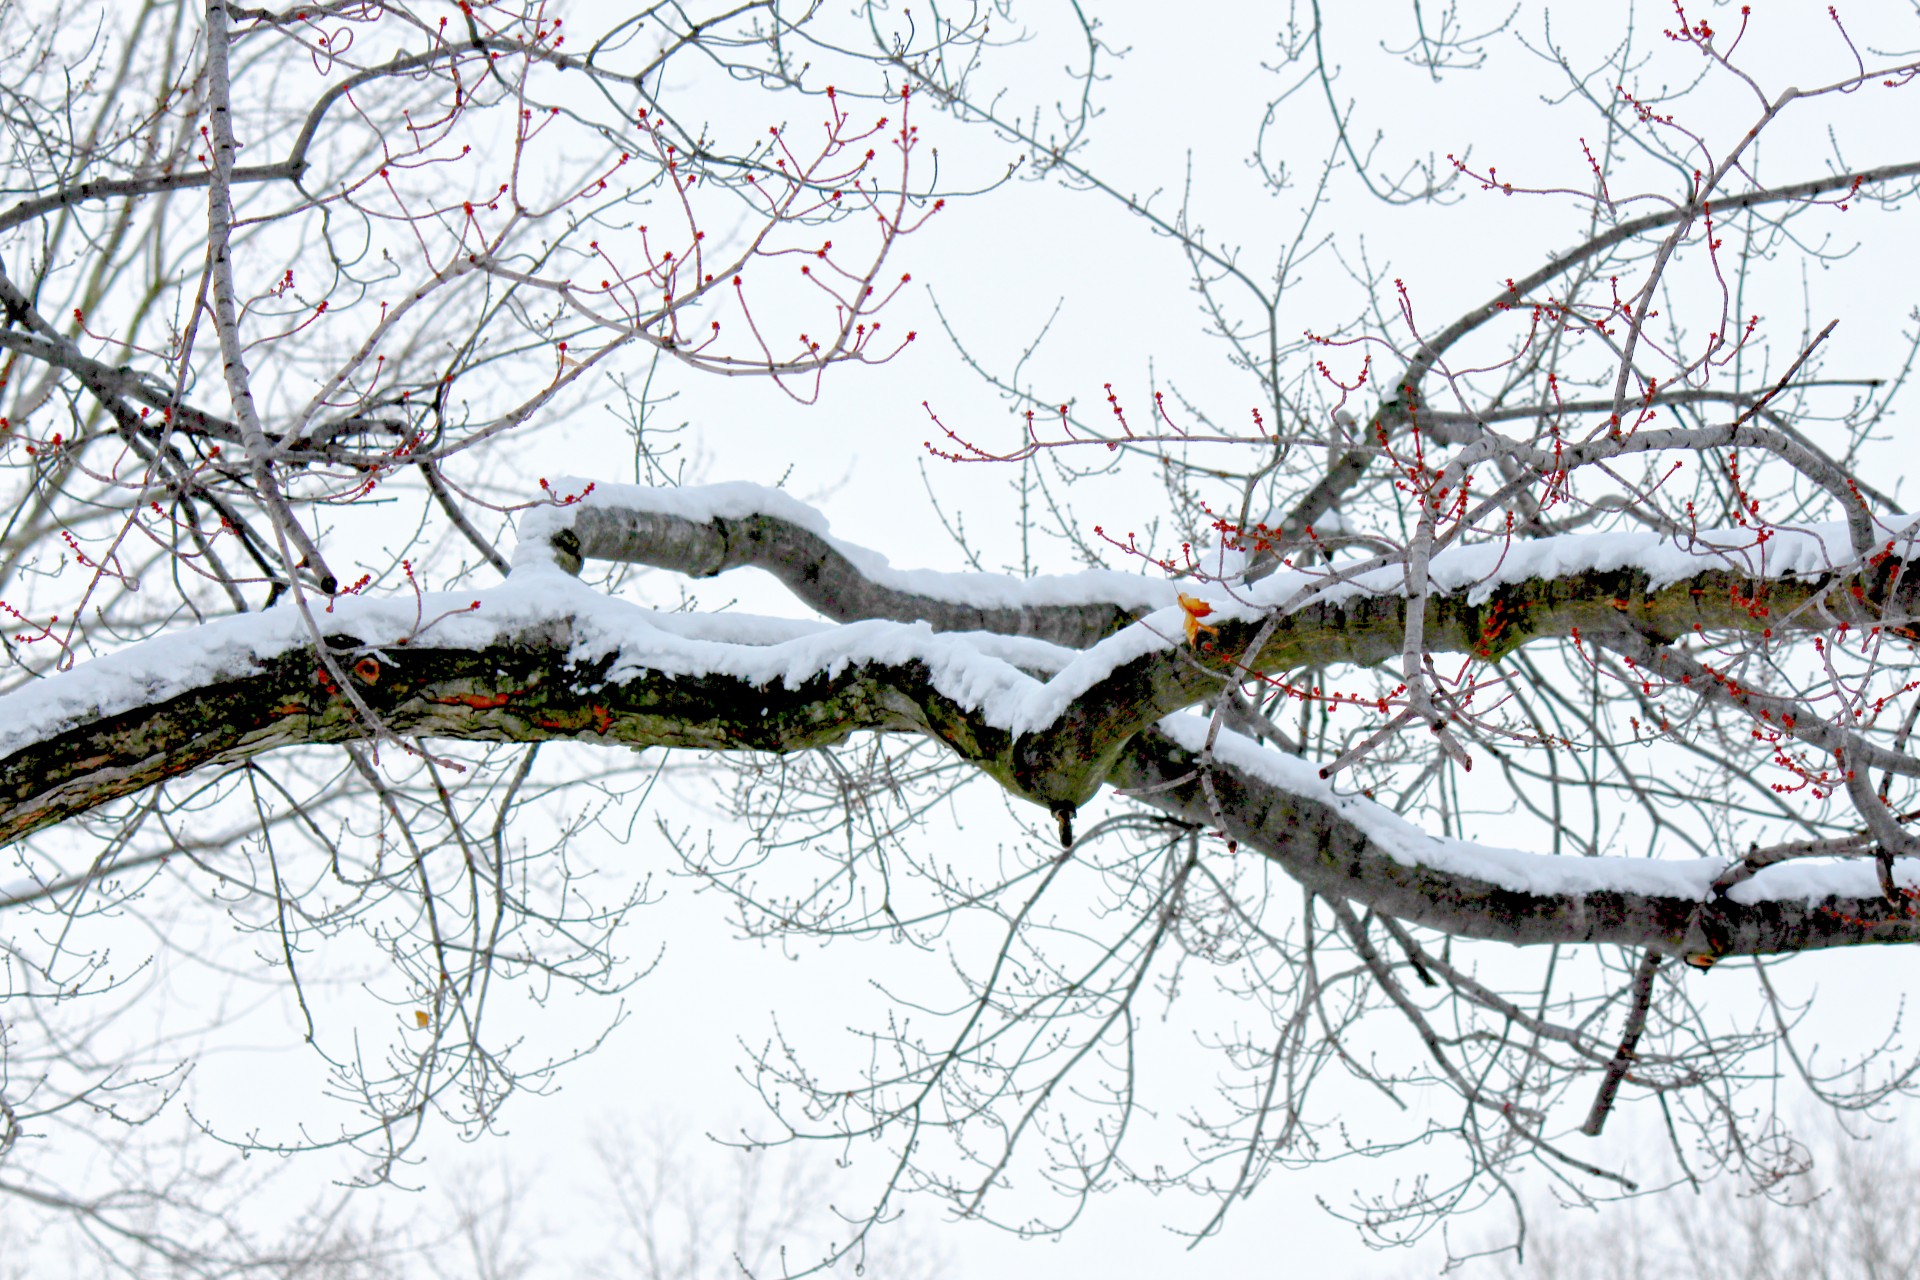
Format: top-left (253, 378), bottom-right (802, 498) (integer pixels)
top-left (0, 615), bottom-right (938, 846)
top-left (2, 485), bottom-right (1914, 955)
top-left (524, 485), bottom-right (1920, 809)
top-left (535, 493), bottom-right (1169, 644)
top-left (1009, 552), bottom-right (1913, 808)
top-left (2, 617), bottom-right (1911, 957)
top-left (1113, 723), bottom-right (1920, 954)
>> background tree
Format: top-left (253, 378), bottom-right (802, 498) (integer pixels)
top-left (5, 1), bottom-right (1920, 1273)
top-left (1406, 1112), bottom-right (1920, 1279)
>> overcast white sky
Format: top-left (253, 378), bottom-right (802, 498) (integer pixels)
top-left (22, 1), bottom-right (1920, 1276)
top-left (380, 4), bottom-right (1920, 1275)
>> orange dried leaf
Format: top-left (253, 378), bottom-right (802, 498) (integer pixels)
top-left (413, 1009), bottom-right (431, 1028)
top-left (1177, 593), bottom-right (1218, 647)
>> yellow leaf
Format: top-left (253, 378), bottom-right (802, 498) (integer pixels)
top-left (413, 1009), bottom-right (431, 1028)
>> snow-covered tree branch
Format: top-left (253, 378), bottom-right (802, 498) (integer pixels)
top-left (8, 2), bottom-right (1920, 1273)
top-left (10, 480), bottom-right (1919, 962)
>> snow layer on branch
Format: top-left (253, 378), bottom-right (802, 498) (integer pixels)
top-left (1155, 715), bottom-right (1919, 907)
top-left (7, 482), bottom-right (1920, 909)
top-left (1231, 513), bottom-right (1920, 619)
top-left (0, 563), bottom-right (1087, 760)
top-left (518, 478), bottom-right (1182, 611)
top-left (517, 479), bottom-right (1920, 649)
top-left (0, 546), bottom-right (1912, 908)
top-left (517, 477), bottom-right (838, 545)
top-left (8, 488), bottom-right (1917, 761)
